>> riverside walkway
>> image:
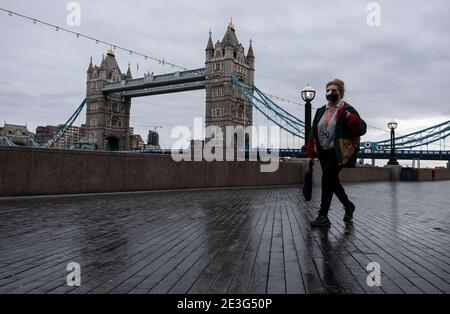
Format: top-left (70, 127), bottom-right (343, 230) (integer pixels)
top-left (0, 181), bottom-right (449, 294)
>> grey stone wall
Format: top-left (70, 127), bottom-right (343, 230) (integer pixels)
top-left (0, 147), bottom-right (303, 197)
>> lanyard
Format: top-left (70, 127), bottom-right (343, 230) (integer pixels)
top-left (324, 101), bottom-right (343, 128)
top-left (324, 107), bottom-right (338, 128)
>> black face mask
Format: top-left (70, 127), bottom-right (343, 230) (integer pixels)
top-left (326, 91), bottom-right (339, 102)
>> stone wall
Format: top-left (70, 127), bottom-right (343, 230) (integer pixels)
top-left (312, 164), bottom-right (391, 186)
top-left (2, 147), bottom-right (448, 197)
top-left (0, 147), bottom-right (303, 197)
top-left (340, 166), bottom-right (392, 183)
top-left (417, 168), bottom-right (450, 181)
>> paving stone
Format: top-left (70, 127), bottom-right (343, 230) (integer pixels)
top-left (0, 182), bottom-right (449, 294)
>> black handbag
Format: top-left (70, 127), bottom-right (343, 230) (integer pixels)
top-left (303, 160), bottom-right (313, 201)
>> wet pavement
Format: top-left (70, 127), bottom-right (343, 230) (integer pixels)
top-left (0, 181), bottom-right (449, 294)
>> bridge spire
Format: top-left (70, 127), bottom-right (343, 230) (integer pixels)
top-left (222, 20), bottom-right (239, 47)
top-left (247, 38), bottom-right (255, 59)
top-left (125, 62), bottom-right (133, 80)
top-left (87, 56), bottom-right (94, 73)
top-left (228, 17), bottom-right (234, 30)
top-left (99, 54), bottom-right (105, 70)
top-left (206, 29), bottom-right (214, 52)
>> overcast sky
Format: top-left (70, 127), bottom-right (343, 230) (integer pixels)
top-left (0, 0), bottom-right (449, 158)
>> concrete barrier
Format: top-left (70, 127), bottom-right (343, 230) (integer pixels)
top-left (398, 167), bottom-right (450, 181)
top-left (417, 168), bottom-right (450, 181)
top-left (1, 147), bottom-right (448, 197)
top-left (435, 168), bottom-right (450, 180)
top-left (0, 147), bottom-right (304, 197)
top-left (340, 166), bottom-right (392, 183)
top-left (311, 163), bottom-right (391, 186)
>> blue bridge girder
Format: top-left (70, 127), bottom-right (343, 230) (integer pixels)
top-left (358, 149), bottom-right (450, 161)
top-left (102, 68), bottom-right (206, 97)
top-left (138, 149), bottom-right (450, 160)
top-left (119, 81), bottom-right (206, 98)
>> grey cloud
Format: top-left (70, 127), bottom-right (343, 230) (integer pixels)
top-left (0, 0), bottom-right (449, 148)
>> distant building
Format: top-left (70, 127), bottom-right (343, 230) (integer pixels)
top-left (56, 126), bottom-right (84, 149)
top-left (34, 125), bottom-right (84, 149)
top-left (130, 134), bottom-right (145, 150)
top-left (148, 130), bottom-right (160, 146)
top-left (0, 123), bottom-right (34, 146)
top-left (35, 125), bottom-right (58, 145)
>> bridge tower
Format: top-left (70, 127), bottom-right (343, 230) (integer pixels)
top-left (81, 49), bottom-right (132, 151)
top-left (205, 21), bottom-right (255, 148)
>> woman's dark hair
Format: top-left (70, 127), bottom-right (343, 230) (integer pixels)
top-left (326, 79), bottom-right (345, 98)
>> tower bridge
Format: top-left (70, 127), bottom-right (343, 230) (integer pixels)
top-left (1, 21), bottom-right (448, 161)
top-left (82, 21), bottom-right (254, 151)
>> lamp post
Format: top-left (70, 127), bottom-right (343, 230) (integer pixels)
top-left (387, 120), bottom-right (399, 165)
top-left (301, 84), bottom-right (316, 152)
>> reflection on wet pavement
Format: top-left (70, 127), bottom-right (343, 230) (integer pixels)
top-left (0, 181), bottom-right (449, 294)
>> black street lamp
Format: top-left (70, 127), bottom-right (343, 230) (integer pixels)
top-left (387, 120), bottom-right (399, 165)
top-left (301, 84), bottom-right (316, 152)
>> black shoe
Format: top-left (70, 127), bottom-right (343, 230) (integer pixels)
top-left (310, 215), bottom-right (331, 228)
top-left (343, 201), bottom-right (355, 222)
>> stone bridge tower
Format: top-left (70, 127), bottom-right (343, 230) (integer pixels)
top-left (205, 21), bottom-right (255, 148)
top-left (81, 49), bottom-right (132, 151)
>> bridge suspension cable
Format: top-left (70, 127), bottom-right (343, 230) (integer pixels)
top-left (44, 99), bottom-right (87, 148)
top-left (0, 136), bottom-right (16, 147)
top-left (232, 76), bottom-right (450, 152)
top-left (0, 7), bottom-right (188, 71)
top-left (262, 92), bottom-right (392, 134)
top-left (372, 120), bottom-right (450, 150)
top-left (231, 75), bottom-right (306, 141)
top-left (7, 99), bottom-right (87, 149)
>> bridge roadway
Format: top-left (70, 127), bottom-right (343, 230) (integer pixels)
top-left (102, 68), bottom-right (206, 98)
top-left (0, 182), bottom-right (448, 294)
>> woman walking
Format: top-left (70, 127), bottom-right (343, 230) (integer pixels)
top-left (306, 79), bottom-right (367, 228)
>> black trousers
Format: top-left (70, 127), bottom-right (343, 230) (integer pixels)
top-left (318, 147), bottom-right (350, 217)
